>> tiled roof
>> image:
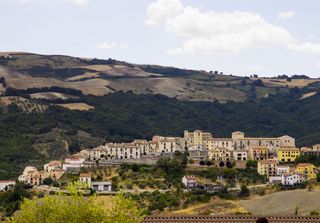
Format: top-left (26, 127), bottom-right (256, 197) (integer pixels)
top-left (142, 215), bottom-right (320, 223)
top-left (279, 148), bottom-right (299, 151)
top-left (79, 173), bottom-right (91, 178)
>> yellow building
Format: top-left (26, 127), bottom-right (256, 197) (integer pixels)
top-left (257, 159), bottom-right (278, 177)
top-left (277, 148), bottom-right (300, 162)
top-left (295, 163), bottom-right (317, 180)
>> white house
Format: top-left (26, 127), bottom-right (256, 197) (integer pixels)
top-left (91, 181), bottom-right (112, 192)
top-left (63, 156), bottom-right (85, 171)
top-left (44, 160), bottom-right (62, 172)
top-left (281, 173), bottom-right (303, 187)
top-left (182, 176), bottom-right (197, 189)
top-left (79, 173), bottom-right (92, 187)
top-left (0, 180), bottom-right (15, 191)
top-left (276, 165), bottom-right (290, 176)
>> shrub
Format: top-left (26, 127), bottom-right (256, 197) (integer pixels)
top-left (199, 160), bottom-right (206, 166)
top-left (310, 211), bottom-right (319, 216)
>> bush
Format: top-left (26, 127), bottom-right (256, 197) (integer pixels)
top-left (239, 185), bottom-right (250, 197)
top-left (206, 160), bottom-right (212, 166)
top-left (43, 177), bottom-right (53, 186)
top-left (9, 183), bottom-right (144, 223)
top-left (199, 160), bottom-right (206, 166)
top-left (310, 211), bottom-right (319, 216)
top-left (219, 161), bottom-right (225, 168)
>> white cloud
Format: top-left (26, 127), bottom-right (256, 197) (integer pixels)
top-left (20, 0), bottom-right (89, 6)
top-left (278, 11), bottom-right (295, 19)
top-left (287, 42), bottom-right (320, 54)
top-left (146, 0), bottom-right (320, 55)
top-left (316, 61), bottom-right (320, 68)
top-left (145, 0), bottom-right (183, 26)
top-left (97, 42), bottom-right (128, 50)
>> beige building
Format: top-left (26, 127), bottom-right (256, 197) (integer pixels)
top-left (152, 136), bottom-right (184, 154)
top-left (206, 138), bottom-right (235, 151)
top-left (184, 130), bottom-right (213, 148)
top-left (44, 160), bottom-right (62, 172)
top-left (313, 144), bottom-right (320, 151)
top-left (18, 166), bottom-right (49, 186)
top-left (232, 131), bottom-right (295, 152)
top-left (248, 147), bottom-right (270, 161)
top-left (89, 143), bottom-right (141, 161)
top-left (232, 150), bottom-right (248, 161)
top-left (208, 148), bottom-right (232, 161)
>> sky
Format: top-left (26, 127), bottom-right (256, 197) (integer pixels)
top-left (1, 0), bottom-right (320, 77)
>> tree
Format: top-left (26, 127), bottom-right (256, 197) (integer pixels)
top-left (239, 184), bottom-right (250, 197)
top-left (42, 177), bottom-right (53, 186)
top-left (219, 161), bottom-right (225, 168)
top-left (226, 161), bottom-right (233, 168)
top-left (9, 182), bottom-right (144, 223)
top-left (253, 79), bottom-right (264, 87)
top-left (199, 160), bottom-right (206, 166)
top-left (246, 160), bottom-right (257, 169)
top-left (295, 206), bottom-right (299, 216)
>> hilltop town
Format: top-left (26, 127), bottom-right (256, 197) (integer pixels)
top-left (2, 130), bottom-right (319, 199)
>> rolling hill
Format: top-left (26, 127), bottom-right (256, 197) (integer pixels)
top-left (1, 52), bottom-right (320, 180)
top-left (2, 52), bottom-right (318, 103)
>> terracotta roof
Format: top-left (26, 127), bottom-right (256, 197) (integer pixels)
top-left (80, 173), bottom-right (91, 178)
top-left (185, 176), bottom-right (197, 181)
top-left (142, 215), bottom-right (320, 223)
top-left (296, 163), bottom-right (314, 167)
top-left (279, 147), bottom-right (299, 151)
top-left (0, 180), bottom-right (15, 183)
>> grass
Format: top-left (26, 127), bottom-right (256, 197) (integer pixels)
top-left (56, 103), bottom-right (94, 111)
top-left (240, 189), bottom-right (320, 216)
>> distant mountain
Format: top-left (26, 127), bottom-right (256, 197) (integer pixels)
top-left (1, 52), bottom-right (319, 103)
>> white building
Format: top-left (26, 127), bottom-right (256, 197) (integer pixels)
top-left (44, 160), bottom-right (62, 172)
top-left (0, 181), bottom-right (15, 191)
top-left (63, 156), bottom-right (85, 171)
top-left (281, 173), bottom-right (303, 187)
top-left (182, 176), bottom-right (197, 189)
top-left (79, 173), bottom-right (92, 187)
top-left (91, 181), bottom-right (112, 192)
top-left (276, 165), bottom-right (291, 176)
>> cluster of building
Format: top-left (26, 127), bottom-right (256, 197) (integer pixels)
top-left (87, 130), bottom-right (296, 163)
top-left (257, 145), bottom-right (320, 187)
top-left (18, 160), bottom-right (65, 186)
top-left (9, 130), bottom-right (319, 190)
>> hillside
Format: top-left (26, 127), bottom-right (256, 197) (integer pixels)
top-left (1, 52), bottom-right (320, 180)
top-left (2, 52), bottom-right (319, 103)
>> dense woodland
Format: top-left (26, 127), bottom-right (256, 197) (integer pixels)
top-left (1, 87), bottom-right (320, 179)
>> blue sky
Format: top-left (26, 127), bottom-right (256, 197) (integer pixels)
top-left (1, 0), bottom-right (320, 77)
